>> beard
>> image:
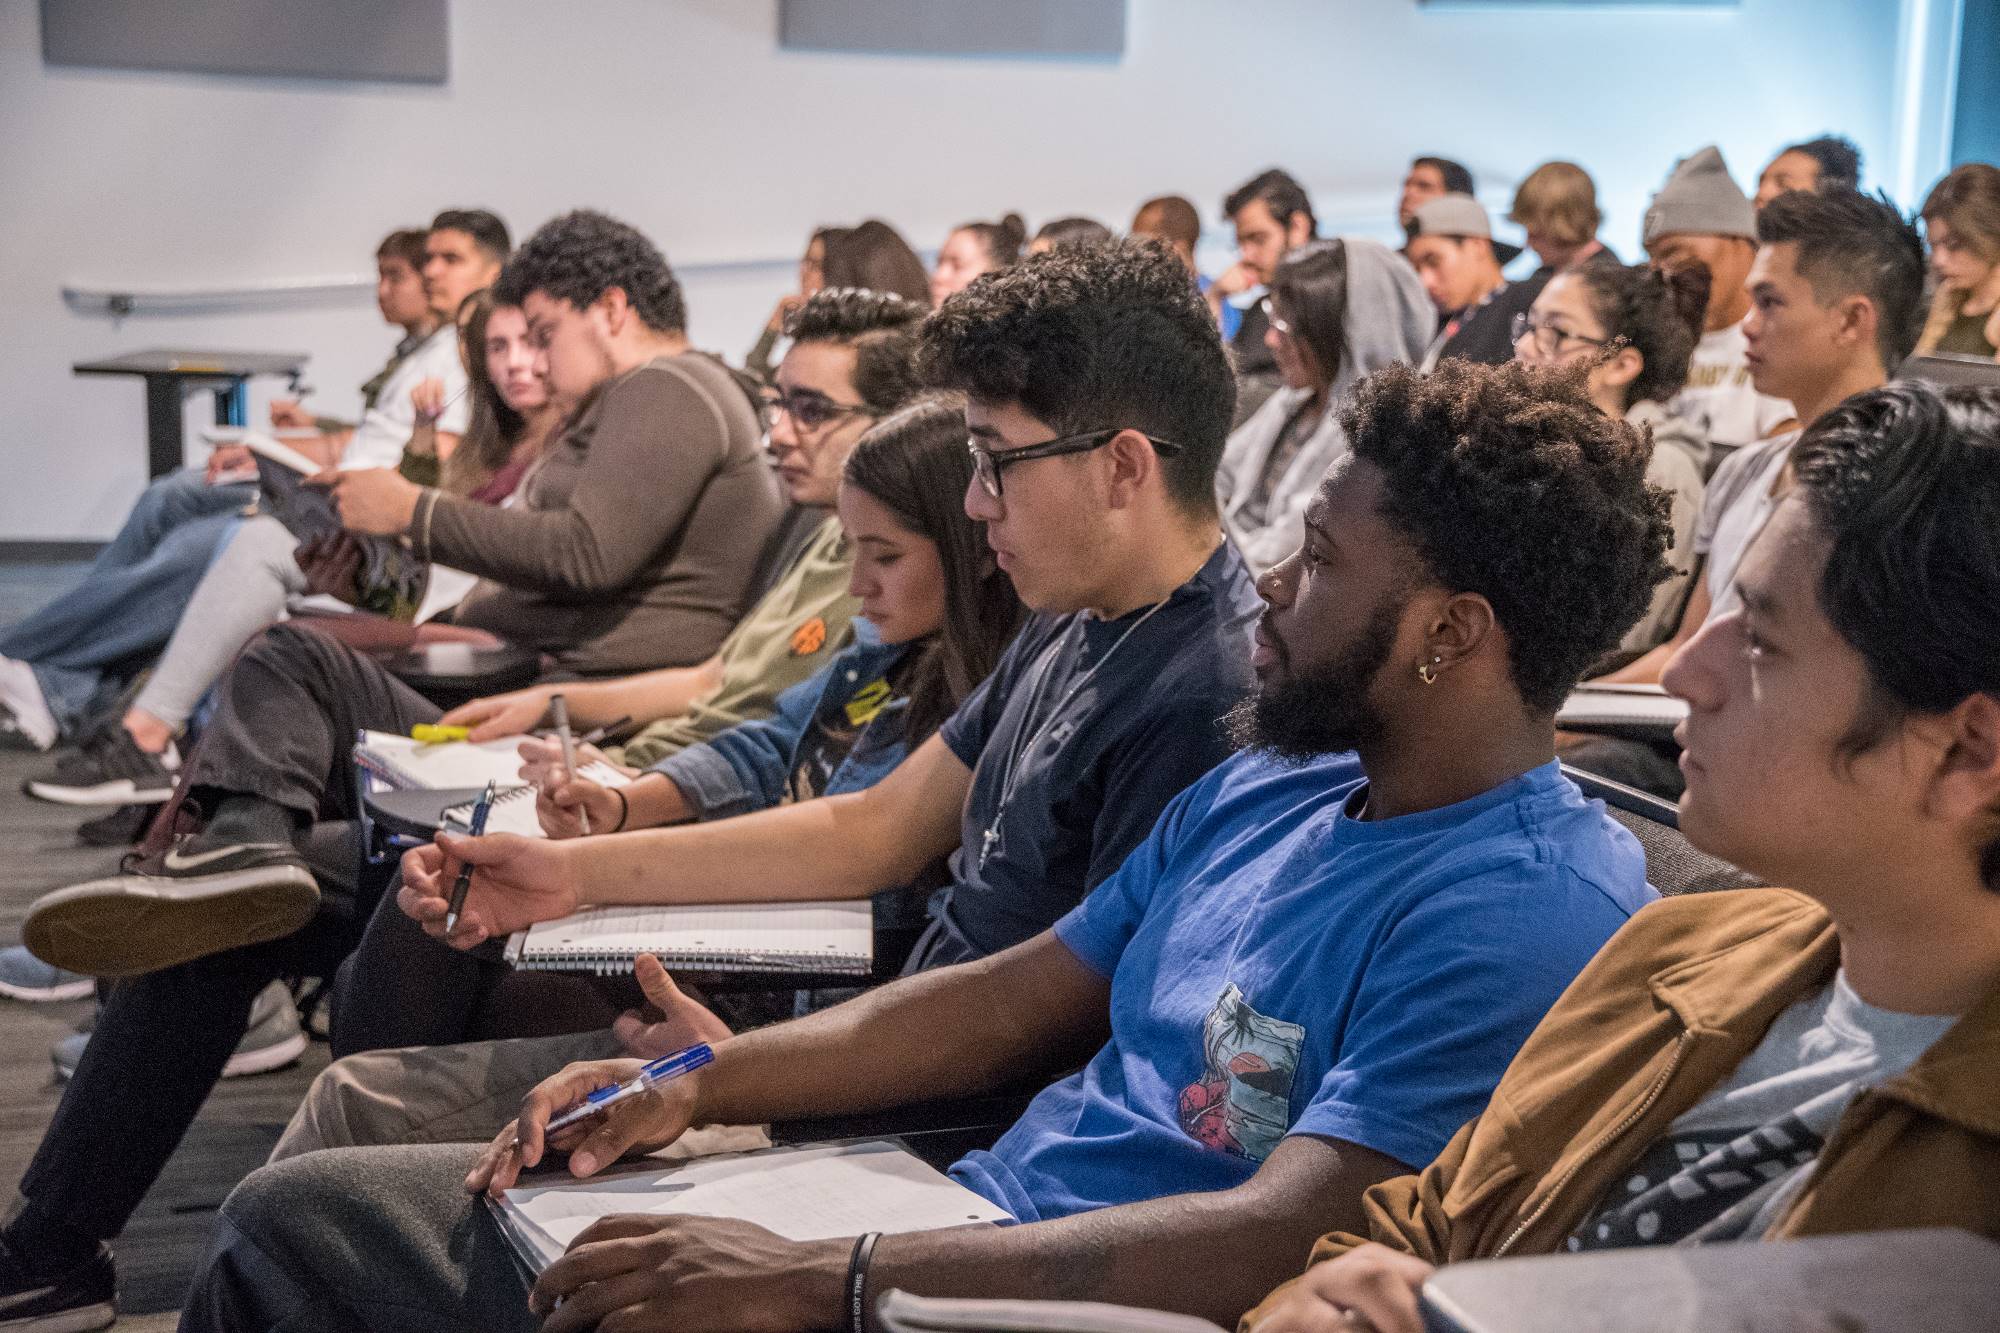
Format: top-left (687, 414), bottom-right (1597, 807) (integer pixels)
top-left (1226, 594), bottom-right (1401, 763)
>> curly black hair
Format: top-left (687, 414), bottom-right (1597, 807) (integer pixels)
top-left (1341, 360), bottom-right (1673, 714)
top-left (783, 288), bottom-right (928, 415)
top-left (1569, 261), bottom-right (1710, 406)
top-left (493, 209), bottom-right (685, 333)
top-left (1782, 134), bottom-right (1863, 191)
top-left (915, 238), bottom-right (1234, 515)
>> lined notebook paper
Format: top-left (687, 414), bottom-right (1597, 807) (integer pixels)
top-left (1555, 683), bottom-right (1688, 735)
top-left (505, 901), bottom-right (874, 975)
top-left (355, 729), bottom-right (628, 836)
top-left (493, 1140), bottom-right (1010, 1275)
top-left (878, 1291), bottom-right (1228, 1333)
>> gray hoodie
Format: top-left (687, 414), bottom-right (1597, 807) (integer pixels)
top-left (1218, 237), bottom-right (1435, 572)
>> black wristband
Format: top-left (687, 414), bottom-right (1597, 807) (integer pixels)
top-left (609, 785), bottom-right (629, 833)
top-left (846, 1231), bottom-right (882, 1333)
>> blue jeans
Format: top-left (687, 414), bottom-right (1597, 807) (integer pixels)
top-left (0, 468), bottom-right (251, 737)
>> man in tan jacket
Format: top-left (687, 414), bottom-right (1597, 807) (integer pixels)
top-left (1246, 379), bottom-right (2000, 1332)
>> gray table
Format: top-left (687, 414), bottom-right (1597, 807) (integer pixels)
top-left (73, 348), bottom-right (310, 477)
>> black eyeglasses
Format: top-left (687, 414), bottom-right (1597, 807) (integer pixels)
top-left (1510, 312), bottom-right (1614, 357)
top-left (761, 389), bottom-right (875, 432)
top-left (967, 428), bottom-right (1186, 500)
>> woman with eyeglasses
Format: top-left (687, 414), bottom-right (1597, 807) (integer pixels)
top-left (1512, 262), bottom-right (1711, 651)
top-left (1215, 238), bottom-right (1433, 572)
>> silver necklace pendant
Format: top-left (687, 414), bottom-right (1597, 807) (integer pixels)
top-left (978, 825), bottom-right (1001, 869)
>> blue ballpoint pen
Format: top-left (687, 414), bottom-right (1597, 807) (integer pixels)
top-left (442, 779), bottom-right (496, 933)
top-left (544, 1043), bottom-right (715, 1134)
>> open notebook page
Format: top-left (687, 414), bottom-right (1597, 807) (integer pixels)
top-left (498, 1141), bottom-right (1010, 1271)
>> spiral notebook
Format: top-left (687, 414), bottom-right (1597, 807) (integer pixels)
top-left (1554, 683), bottom-right (1688, 737)
top-left (505, 901), bottom-right (874, 976)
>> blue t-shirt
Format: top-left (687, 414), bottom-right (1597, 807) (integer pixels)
top-left (950, 751), bottom-right (1656, 1223)
top-left (915, 542), bottom-right (1262, 970)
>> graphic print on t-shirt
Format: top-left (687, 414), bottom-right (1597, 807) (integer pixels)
top-left (1568, 1113), bottom-right (1824, 1250)
top-left (1177, 983), bottom-right (1302, 1162)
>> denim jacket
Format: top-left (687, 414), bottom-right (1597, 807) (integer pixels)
top-left (650, 626), bottom-right (914, 822)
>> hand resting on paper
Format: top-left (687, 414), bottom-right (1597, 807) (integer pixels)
top-left (529, 1213), bottom-right (844, 1333)
top-left (437, 685), bottom-right (554, 742)
top-left (397, 830), bottom-right (582, 947)
top-left (1244, 1243), bottom-right (1435, 1333)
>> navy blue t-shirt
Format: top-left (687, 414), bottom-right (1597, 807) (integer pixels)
top-left (910, 542), bottom-right (1261, 970)
top-left (951, 751), bottom-right (1656, 1222)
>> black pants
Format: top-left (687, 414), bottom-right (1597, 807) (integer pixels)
top-left (18, 623), bottom-right (439, 1240)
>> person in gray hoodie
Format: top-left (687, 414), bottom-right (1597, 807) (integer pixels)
top-left (1217, 238), bottom-right (1434, 572)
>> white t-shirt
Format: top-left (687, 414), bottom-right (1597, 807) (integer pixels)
top-left (1693, 430), bottom-right (1798, 619)
top-left (341, 324), bottom-right (470, 471)
top-left (1665, 319), bottom-right (1796, 469)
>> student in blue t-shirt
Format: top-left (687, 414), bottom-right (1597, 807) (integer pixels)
top-left (185, 358), bottom-right (1676, 1332)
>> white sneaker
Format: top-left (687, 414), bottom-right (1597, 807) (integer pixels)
top-left (0, 656), bottom-right (58, 752)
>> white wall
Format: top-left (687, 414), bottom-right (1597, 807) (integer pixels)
top-left (0, 0), bottom-right (1908, 540)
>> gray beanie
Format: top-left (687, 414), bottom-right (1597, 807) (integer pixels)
top-left (1642, 146), bottom-right (1756, 245)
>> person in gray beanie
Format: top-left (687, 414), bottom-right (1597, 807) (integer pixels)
top-left (1643, 145), bottom-right (1798, 473)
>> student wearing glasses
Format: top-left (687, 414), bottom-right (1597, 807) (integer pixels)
top-left (1512, 262), bottom-right (1712, 650)
top-left (391, 240), bottom-right (1261, 980)
top-left (1217, 239), bottom-right (1434, 572)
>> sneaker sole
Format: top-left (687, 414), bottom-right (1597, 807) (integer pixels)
top-left (0, 1300), bottom-right (116, 1332)
top-left (22, 866), bottom-right (320, 978)
top-left (21, 778), bottom-right (171, 807)
top-left (0, 976), bottom-right (96, 1003)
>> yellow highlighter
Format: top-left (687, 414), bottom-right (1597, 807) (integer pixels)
top-left (410, 724), bottom-right (471, 744)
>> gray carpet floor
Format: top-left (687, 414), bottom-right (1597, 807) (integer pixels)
top-left (1, 562), bottom-right (328, 1324)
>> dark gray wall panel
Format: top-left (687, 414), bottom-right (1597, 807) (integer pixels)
top-left (780, 0), bottom-right (1125, 58)
top-left (40, 0), bottom-right (448, 84)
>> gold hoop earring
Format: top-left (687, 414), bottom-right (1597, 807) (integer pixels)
top-left (1417, 655), bottom-right (1442, 686)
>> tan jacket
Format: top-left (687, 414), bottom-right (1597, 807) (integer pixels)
top-left (1245, 889), bottom-right (2000, 1325)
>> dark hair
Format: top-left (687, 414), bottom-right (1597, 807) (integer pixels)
top-left (1034, 217), bottom-right (1114, 250)
top-left (1268, 240), bottom-right (1350, 393)
top-left (953, 214), bottom-right (1028, 268)
top-left (443, 289), bottom-right (532, 496)
top-left (1224, 168), bottom-right (1318, 235)
top-left (917, 239), bottom-right (1236, 516)
top-left (1569, 262), bottom-right (1711, 406)
top-left (785, 288), bottom-right (929, 415)
top-left (494, 209), bottom-right (686, 333)
top-left (1783, 135), bottom-right (1863, 191)
top-left (1790, 381), bottom-right (2000, 886)
top-left (1133, 195), bottom-right (1201, 250)
top-left (429, 209), bottom-right (511, 263)
top-left (1756, 189), bottom-right (1927, 371)
top-left (376, 228), bottom-right (430, 271)
top-left (843, 396), bottom-right (1026, 740)
top-left (821, 220), bottom-right (932, 306)
top-left (1341, 360), bottom-right (1672, 714)
top-left (1414, 156), bottom-right (1476, 197)
top-left (1922, 163), bottom-right (2000, 264)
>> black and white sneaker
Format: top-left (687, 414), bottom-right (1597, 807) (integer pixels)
top-left (21, 730), bottom-right (178, 807)
top-left (22, 841), bottom-right (318, 979)
top-left (0, 1233), bottom-right (115, 1332)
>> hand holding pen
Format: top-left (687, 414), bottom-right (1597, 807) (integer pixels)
top-left (442, 780), bottom-right (496, 934)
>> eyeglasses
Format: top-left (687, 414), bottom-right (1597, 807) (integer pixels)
top-left (761, 389), bottom-right (875, 432)
top-left (967, 428), bottom-right (1186, 500)
top-left (1510, 312), bottom-right (1614, 357)
top-left (1259, 296), bottom-right (1293, 338)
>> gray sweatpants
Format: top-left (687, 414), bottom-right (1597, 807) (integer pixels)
top-left (133, 512), bottom-right (306, 728)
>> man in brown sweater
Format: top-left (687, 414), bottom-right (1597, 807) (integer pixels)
top-left (324, 207), bottom-right (781, 673)
top-left (1245, 381), bottom-right (2000, 1332)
